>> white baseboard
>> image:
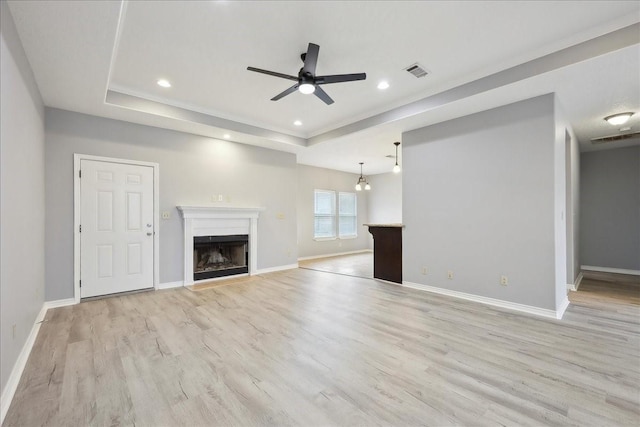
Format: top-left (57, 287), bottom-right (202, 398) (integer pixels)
top-left (255, 263), bottom-right (299, 275)
top-left (157, 280), bottom-right (184, 290)
top-left (567, 272), bottom-right (584, 292)
top-left (44, 298), bottom-right (76, 310)
top-left (1, 297), bottom-right (79, 423)
top-left (402, 281), bottom-right (565, 319)
top-left (581, 265), bottom-right (640, 276)
top-left (556, 296), bottom-right (570, 319)
top-left (1, 304), bottom-right (46, 424)
top-left (298, 249), bottom-right (372, 262)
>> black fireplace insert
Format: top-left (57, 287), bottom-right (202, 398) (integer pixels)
top-left (193, 234), bottom-right (248, 281)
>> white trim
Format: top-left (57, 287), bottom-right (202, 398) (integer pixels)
top-left (0, 304), bottom-right (47, 424)
top-left (556, 296), bottom-right (570, 319)
top-left (402, 281), bottom-right (565, 319)
top-left (158, 281), bottom-right (184, 290)
top-left (298, 249), bottom-right (372, 261)
top-left (567, 272), bottom-right (584, 292)
top-left (43, 298), bottom-right (76, 310)
top-left (74, 154), bottom-right (160, 302)
top-left (581, 265), bottom-right (640, 276)
top-left (255, 263), bottom-right (299, 275)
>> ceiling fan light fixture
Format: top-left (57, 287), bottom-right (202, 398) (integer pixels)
top-left (299, 83), bottom-right (315, 94)
top-left (604, 112), bottom-right (633, 126)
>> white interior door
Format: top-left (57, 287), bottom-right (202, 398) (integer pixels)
top-left (80, 159), bottom-right (154, 298)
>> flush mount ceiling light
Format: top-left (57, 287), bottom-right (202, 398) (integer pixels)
top-left (604, 112), bottom-right (634, 126)
top-left (355, 162), bottom-right (371, 191)
top-left (377, 81), bottom-right (390, 90)
top-left (392, 141), bottom-right (401, 173)
top-left (293, 120), bottom-right (302, 126)
top-left (223, 134), bottom-right (231, 139)
top-left (157, 79), bottom-right (171, 88)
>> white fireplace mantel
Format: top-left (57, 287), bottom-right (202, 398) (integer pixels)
top-left (177, 206), bottom-right (265, 286)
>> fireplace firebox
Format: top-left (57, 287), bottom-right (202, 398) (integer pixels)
top-left (193, 235), bottom-right (248, 281)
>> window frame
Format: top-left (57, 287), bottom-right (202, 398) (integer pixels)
top-left (313, 189), bottom-right (337, 240)
top-left (313, 189), bottom-right (358, 240)
top-left (338, 191), bottom-right (358, 239)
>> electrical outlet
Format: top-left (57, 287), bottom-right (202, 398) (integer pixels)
top-left (276, 213), bottom-right (285, 220)
top-left (421, 267), bottom-right (428, 275)
top-left (500, 275), bottom-right (508, 286)
top-left (211, 194), bottom-right (218, 202)
top-left (161, 211), bottom-right (171, 219)
top-left (218, 194), bottom-right (224, 202)
top-left (447, 271), bottom-right (454, 280)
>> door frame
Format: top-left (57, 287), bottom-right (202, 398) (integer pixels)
top-left (73, 153), bottom-right (160, 303)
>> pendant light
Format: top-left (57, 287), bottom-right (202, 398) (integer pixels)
top-left (392, 142), bottom-right (401, 173)
top-left (355, 162), bottom-right (371, 191)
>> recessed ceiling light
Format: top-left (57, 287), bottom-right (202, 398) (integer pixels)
top-left (604, 112), bottom-right (633, 126)
top-left (377, 81), bottom-right (389, 90)
top-left (223, 134), bottom-right (231, 139)
top-left (294, 120), bottom-right (302, 126)
top-left (157, 79), bottom-right (171, 88)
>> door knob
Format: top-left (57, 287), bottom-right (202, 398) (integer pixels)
top-left (147, 223), bottom-right (152, 228)
top-left (147, 232), bottom-right (153, 236)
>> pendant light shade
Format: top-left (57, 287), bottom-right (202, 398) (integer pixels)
top-left (355, 162), bottom-right (370, 191)
top-left (393, 142), bottom-right (401, 173)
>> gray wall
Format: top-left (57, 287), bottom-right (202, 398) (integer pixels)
top-left (45, 108), bottom-right (298, 300)
top-left (1, 1), bottom-right (46, 394)
top-left (565, 127), bottom-right (580, 285)
top-left (367, 172), bottom-right (402, 224)
top-left (580, 146), bottom-right (640, 271)
top-left (402, 95), bottom-right (561, 310)
top-left (297, 164), bottom-right (370, 258)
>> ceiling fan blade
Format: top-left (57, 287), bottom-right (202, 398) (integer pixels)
top-left (247, 66), bottom-right (298, 81)
top-left (271, 84), bottom-right (300, 101)
top-left (302, 43), bottom-right (320, 75)
top-left (313, 86), bottom-right (334, 105)
top-left (316, 73), bottom-right (367, 85)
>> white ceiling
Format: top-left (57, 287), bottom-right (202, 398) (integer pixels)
top-left (7, 1), bottom-right (640, 175)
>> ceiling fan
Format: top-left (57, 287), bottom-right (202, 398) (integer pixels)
top-left (247, 43), bottom-right (366, 105)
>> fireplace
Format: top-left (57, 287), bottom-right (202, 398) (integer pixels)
top-left (193, 235), bottom-right (248, 280)
top-left (177, 206), bottom-right (264, 286)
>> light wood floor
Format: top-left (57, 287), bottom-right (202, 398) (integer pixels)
top-left (4, 269), bottom-right (639, 426)
top-left (299, 252), bottom-right (373, 279)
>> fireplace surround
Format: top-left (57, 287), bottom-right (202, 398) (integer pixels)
top-left (177, 206), bottom-right (264, 286)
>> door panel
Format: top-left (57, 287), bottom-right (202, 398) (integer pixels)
top-left (81, 160), bottom-right (154, 298)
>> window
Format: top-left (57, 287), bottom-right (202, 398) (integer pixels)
top-left (314, 190), bottom-right (336, 239)
top-left (338, 192), bottom-right (357, 238)
top-left (314, 190), bottom-right (357, 239)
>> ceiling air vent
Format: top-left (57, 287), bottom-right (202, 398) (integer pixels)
top-left (404, 63), bottom-right (429, 78)
top-left (590, 132), bottom-right (640, 144)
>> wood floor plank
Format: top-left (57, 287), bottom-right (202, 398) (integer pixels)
top-left (4, 268), bottom-right (639, 426)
